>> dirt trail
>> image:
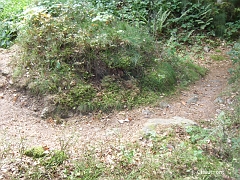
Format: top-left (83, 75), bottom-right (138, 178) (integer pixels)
top-left (0, 45), bottom-right (233, 155)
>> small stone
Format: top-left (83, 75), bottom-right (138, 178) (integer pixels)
top-left (9, 79), bottom-right (13, 85)
top-left (1, 66), bottom-right (11, 76)
top-left (118, 118), bottom-right (129, 124)
top-left (226, 99), bottom-right (232, 104)
top-left (159, 101), bottom-right (170, 108)
top-left (203, 46), bottom-right (210, 52)
top-left (214, 97), bottom-right (224, 104)
top-left (166, 144), bottom-right (174, 151)
top-left (70, 80), bottom-right (76, 86)
top-left (187, 96), bottom-right (199, 104)
top-left (118, 120), bottom-right (125, 124)
top-left (142, 109), bottom-right (152, 116)
top-left (41, 107), bottom-right (49, 119)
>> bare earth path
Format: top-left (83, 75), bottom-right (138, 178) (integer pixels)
top-left (0, 45), bottom-right (234, 176)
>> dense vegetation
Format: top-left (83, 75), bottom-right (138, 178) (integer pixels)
top-left (0, 0), bottom-right (239, 179)
top-left (9, 0), bottom-right (209, 115)
top-left (4, 0), bottom-right (238, 115)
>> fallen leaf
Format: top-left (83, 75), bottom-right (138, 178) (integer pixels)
top-left (47, 117), bottom-right (54, 124)
top-left (181, 101), bottom-right (186, 106)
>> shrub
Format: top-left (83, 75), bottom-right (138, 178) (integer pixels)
top-left (229, 42), bottom-right (240, 83)
top-left (224, 20), bottom-right (240, 40)
top-left (15, 0), bottom-right (158, 112)
top-left (14, 0), bottom-right (207, 114)
top-left (0, 0), bottom-right (33, 48)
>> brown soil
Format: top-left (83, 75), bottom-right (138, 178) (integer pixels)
top-left (0, 44), bottom-right (234, 160)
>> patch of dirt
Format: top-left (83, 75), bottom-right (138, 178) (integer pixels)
top-left (0, 45), bottom-right (234, 159)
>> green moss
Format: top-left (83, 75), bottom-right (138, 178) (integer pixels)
top-left (210, 54), bottom-right (226, 61)
top-left (24, 146), bottom-right (46, 158)
top-left (58, 83), bottom-right (96, 111)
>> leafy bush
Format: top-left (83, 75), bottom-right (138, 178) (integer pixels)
top-left (15, 1), bottom-right (157, 112)
top-left (14, 0), bottom-right (207, 114)
top-left (229, 42), bottom-right (240, 83)
top-left (224, 20), bottom-right (240, 40)
top-left (0, 0), bottom-right (33, 48)
top-left (0, 21), bottom-right (17, 48)
top-left (18, 1), bottom-right (155, 79)
top-left (89, 0), bottom-right (215, 40)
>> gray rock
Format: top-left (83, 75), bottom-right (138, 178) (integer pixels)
top-left (214, 97), bottom-right (224, 104)
top-left (203, 46), bottom-right (210, 52)
top-left (187, 95), bottom-right (199, 104)
top-left (144, 116), bottom-right (197, 127)
top-left (142, 116), bottom-right (197, 136)
top-left (142, 109), bottom-right (152, 116)
top-left (1, 68), bottom-right (11, 76)
top-left (40, 107), bottom-right (49, 119)
top-left (159, 101), bottom-right (170, 108)
top-left (226, 98), bottom-right (232, 105)
top-left (60, 111), bottom-right (74, 119)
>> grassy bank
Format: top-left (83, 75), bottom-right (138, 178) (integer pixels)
top-left (12, 0), bottom-right (208, 116)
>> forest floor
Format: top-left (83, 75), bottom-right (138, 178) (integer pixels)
top-left (0, 44), bottom-right (236, 178)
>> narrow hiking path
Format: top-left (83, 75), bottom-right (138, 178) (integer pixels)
top-left (0, 44), bottom-right (234, 175)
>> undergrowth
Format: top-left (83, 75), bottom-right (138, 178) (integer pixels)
top-left (13, 0), bottom-right (207, 116)
top-left (0, 0), bottom-right (33, 48)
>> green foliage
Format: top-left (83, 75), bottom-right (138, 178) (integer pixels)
top-left (0, 0), bottom-right (32, 20)
top-left (25, 149), bottom-right (68, 169)
top-left (141, 62), bottom-right (177, 92)
top-left (89, 0), bottom-right (215, 40)
top-left (58, 83), bottom-right (96, 113)
top-left (0, 21), bottom-right (17, 48)
top-left (161, 47), bottom-right (207, 86)
top-left (229, 42), bottom-right (240, 83)
top-left (0, 0), bottom-right (33, 48)
top-left (42, 150), bottom-right (68, 169)
top-left (13, 0), bottom-right (208, 114)
top-left (13, 1), bottom-right (170, 113)
top-left (17, 1), bottom-right (154, 78)
top-left (2, 0), bottom-right (239, 49)
top-left (71, 151), bottom-right (105, 179)
top-left (186, 126), bottom-right (212, 144)
top-left (224, 20), bottom-right (240, 40)
top-left (23, 147), bottom-right (68, 179)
